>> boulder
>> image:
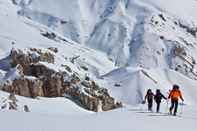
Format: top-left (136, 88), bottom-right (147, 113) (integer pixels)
top-left (28, 78), bottom-right (44, 98)
top-left (42, 73), bottom-right (63, 97)
top-left (48, 47), bottom-right (58, 53)
top-left (9, 93), bottom-right (17, 102)
top-left (27, 63), bottom-right (56, 77)
top-left (24, 105), bottom-right (30, 112)
top-left (10, 48), bottom-right (54, 74)
top-left (2, 77), bottom-right (44, 98)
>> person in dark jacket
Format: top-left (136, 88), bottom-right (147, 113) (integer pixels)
top-left (154, 89), bottom-right (167, 113)
top-left (144, 89), bottom-right (154, 111)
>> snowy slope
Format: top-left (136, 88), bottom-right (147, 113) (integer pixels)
top-left (0, 106), bottom-right (197, 131)
top-left (102, 67), bottom-right (197, 105)
top-left (0, 0), bottom-right (116, 78)
top-left (14, 0), bottom-right (197, 68)
top-left (0, 91), bottom-right (91, 115)
top-left (0, 0), bottom-right (197, 131)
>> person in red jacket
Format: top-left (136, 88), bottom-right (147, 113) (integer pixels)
top-left (168, 85), bottom-right (184, 116)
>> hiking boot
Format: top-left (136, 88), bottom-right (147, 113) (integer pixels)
top-left (169, 109), bottom-right (172, 115)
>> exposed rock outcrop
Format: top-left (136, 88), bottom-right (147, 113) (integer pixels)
top-left (10, 48), bottom-right (55, 74)
top-left (171, 45), bottom-right (197, 80)
top-left (1, 76), bottom-right (44, 98)
top-left (0, 48), bottom-right (122, 112)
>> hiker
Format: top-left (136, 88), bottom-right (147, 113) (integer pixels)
top-left (154, 89), bottom-right (167, 113)
top-left (168, 85), bottom-right (184, 116)
top-left (144, 89), bottom-right (154, 111)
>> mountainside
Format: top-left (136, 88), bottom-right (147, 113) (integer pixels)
top-left (14, 0), bottom-right (197, 68)
top-left (8, 0), bottom-right (197, 104)
top-left (0, 0), bottom-right (197, 131)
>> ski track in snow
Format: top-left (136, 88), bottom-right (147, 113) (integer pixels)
top-left (0, 104), bottom-right (197, 131)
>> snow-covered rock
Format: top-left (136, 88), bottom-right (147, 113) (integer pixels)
top-left (0, 47), bottom-right (122, 111)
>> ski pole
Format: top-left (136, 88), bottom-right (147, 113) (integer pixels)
top-left (180, 101), bottom-right (184, 115)
top-left (166, 99), bottom-right (169, 114)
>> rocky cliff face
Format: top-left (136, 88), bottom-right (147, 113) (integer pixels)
top-left (0, 48), bottom-right (122, 112)
top-left (1, 75), bottom-right (44, 98)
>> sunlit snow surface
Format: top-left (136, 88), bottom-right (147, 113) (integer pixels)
top-left (0, 0), bottom-right (197, 131)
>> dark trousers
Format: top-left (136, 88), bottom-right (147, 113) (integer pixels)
top-left (156, 102), bottom-right (161, 113)
top-left (148, 100), bottom-right (153, 111)
top-left (169, 99), bottom-right (178, 115)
